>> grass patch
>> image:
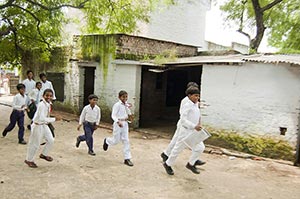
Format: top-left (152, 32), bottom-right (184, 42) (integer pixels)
top-left (204, 127), bottom-right (295, 161)
top-left (53, 101), bottom-right (79, 115)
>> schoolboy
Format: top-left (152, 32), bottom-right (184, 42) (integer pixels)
top-left (103, 90), bottom-right (134, 166)
top-left (76, 94), bottom-right (101, 156)
top-left (163, 86), bottom-right (205, 175)
top-left (2, 83), bottom-right (29, 144)
top-left (161, 82), bottom-right (205, 166)
top-left (25, 89), bottom-right (58, 168)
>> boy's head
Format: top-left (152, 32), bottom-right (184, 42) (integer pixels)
top-left (118, 90), bottom-right (128, 103)
top-left (27, 70), bottom-right (34, 79)
top-left (39, 73), bottom-right (47, 82)
top-left (43, 89), bottom-right (53, 103)
top-left (36, 82), bottom-right (42, 90)
top-left (186, 86), bottom-right (200, 104)
top-left (88, 94), bottom-right (98, 106)
top-left (186, 82), bottom-right (199, 89)
top-left (16, 83), bottom-right (26, 95)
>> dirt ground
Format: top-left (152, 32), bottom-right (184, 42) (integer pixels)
top-left (1, 103), bottom-right (300, 199)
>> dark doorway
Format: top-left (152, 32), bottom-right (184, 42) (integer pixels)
top-left (46, 72), bottom-right (64, 102)
top-left (83, 67), bottom-right (95, 106)
top-left (166, 70), bottom-right (188, 107)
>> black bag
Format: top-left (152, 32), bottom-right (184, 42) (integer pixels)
top-left (48, 123), bottom-right (55, 138)
top-left (27, 102), bottom-right (37, 119)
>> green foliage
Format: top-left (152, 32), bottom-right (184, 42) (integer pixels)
top-left (220, 0), bottom-right (299, 52)
top-left (205, 127), bottom-right (295, 161)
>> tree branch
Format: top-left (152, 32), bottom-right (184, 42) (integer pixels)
top-left (237, 28), bottom-right (251, 42)
top-left (0, 0), bottom-right (15, 10)
top-left (11, 4), bottom-right (51, 49)
top-left (26, 0), bottom-right (91, 11)
top-left (261, 0), bottom-right (283, 12)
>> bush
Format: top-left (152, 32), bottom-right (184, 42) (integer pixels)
top-left (205, 127), bottom-right (295, 161)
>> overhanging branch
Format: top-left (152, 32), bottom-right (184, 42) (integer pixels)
top-left (261, 0), bottom-right (283, 12)
top-left (26, 0), bottom-right (91, 11)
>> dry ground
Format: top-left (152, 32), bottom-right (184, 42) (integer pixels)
top-left (1, 103), bottom-right (300, 199)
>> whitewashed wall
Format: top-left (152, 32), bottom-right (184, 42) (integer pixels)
top-left (137, 0), bottom-right (210, 47)
top-left (201, 62), bottom-right (300, 144)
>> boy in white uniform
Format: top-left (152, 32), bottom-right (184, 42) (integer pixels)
top-left (22, 70), bottom-right (36, 95)
top-left (76, 94), bottom-right (101, 156)
top-left (2, 83), bottom-right (29, 144)
top-left (161, 82), bottom-right (205, 167)
top-left (25, 89), bottom-right (58, 168)
top-left (39, 73), bottom-right (56, 100)
top-left (163, 87), bottom-right (205, 175)
top-left (103, 90), bottom-right (134, 166)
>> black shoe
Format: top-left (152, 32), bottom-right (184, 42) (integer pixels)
top-left (163, 162), bottom-right (174, 175)
top-left (18, 140), bottom-right (27, 145)
top-left (2, 130), bottom-right (7, 137)
top-left (76, 136), bottom-right (81, 148)
top-left (194, 160), bottom-right (206, 166)
top-left (186, 163), bottom-right (200, 174)
top-left (27, 125), bottom-right (31, 130)
top-left (103, 138), bottom-right (108, 151)
top-left (124, 159), bottom-right (134, 167)
top-left (88, 151), bottom-right (96, 156)
top-left (161, 152), bottom-right (168, 162)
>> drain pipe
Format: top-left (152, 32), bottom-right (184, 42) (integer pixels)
top-left (294, 104), bottom-right (300, 166)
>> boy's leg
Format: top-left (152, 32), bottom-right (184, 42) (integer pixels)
top-left (106, 123), bottom-right (121, 146)
top-left (121, 123), bottom-right (131, 160)
top-left (26, 125), bottom-right (43, 162)
top-left (83, 123), bottom-right (94, 152)
top-left (2, 110), bottom-right (18, 136)
top-left (165, 139), bottom-right (186, 166)
top-left (189, 142), bottom-right (205, 165)
top-left (41, 126), bottom-right (55, 157)
top-left (17, 112), bottom-right (25, 142)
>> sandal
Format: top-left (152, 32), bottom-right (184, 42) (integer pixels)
top-left (24, 160), bottom-right (38, 168)
top-left (39, 154), bottom-right (53, 162)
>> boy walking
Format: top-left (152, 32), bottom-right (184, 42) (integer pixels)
top-left (76, 94), bottom-right (101, 156)
top-left (39, 73), bottom-right (56, 100)
top-left (103, 90), bottom-right (134, 166)
top-left (22, 70), bottom-right (36, 95)
top-left (163, 86), bottom-right (205, 175)
top-left (2, 83), bottom-right (29, 144)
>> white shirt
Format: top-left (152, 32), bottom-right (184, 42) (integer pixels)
top-left (180, 99), bottom-right (201, 130)
top-left (111, 100), bottom-right (132, 123)
top-left (32, 99), bottom-right (55, 124)
top-left (41, 80), bottom-right (56, 100)
top-left (28, 88), bottom-right (42, 104)
top-left (12, 93), bottom-right (30, 111)
top-left (22, 79), bottom-right (36, 95)
top-left (79, 104), bottom-right (101, 125)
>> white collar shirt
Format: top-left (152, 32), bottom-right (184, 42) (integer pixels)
top-left (32, 99), bottom-right (55, 124)
top-left (111, 100), bottom-right (132, 123)
top-left (180, 99), bottom-right (201, 130)
top-left (79, 104), bottom-right (101, 125)
top-left (22, 79), bottom-right (36, 95)
top-left (28, 88), bottom-right (42, 104)
top-left (41, 80), bottom-right (56, 100)
top-left (12, 93), bottom-right (30, 111)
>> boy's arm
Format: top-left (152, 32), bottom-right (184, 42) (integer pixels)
top-left (180, 103), bottom-right (197, 130)
top-left (111, 103), bottom-right (119, 123)
top-left (96, 107), bottom-right (101, 126)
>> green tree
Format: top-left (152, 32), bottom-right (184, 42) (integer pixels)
top-left (220, 0), bottom-right (299, 53)
top-left (0, 0), bottom-right (163, 65)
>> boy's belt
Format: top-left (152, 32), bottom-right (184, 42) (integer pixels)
top-left (84, 121), bottom-right (96, 126)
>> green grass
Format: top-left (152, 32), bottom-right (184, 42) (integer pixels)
top-left (204, 127), bottom-right (295, 161)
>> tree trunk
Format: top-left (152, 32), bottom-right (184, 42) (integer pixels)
top-left (250, 0), bottom-right (265, 53)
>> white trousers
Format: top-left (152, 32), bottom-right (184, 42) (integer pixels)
top-left (166, 129), bottom-right (205, 166)
top-left (164, 121), bottom-right (181, 156)
top-left (106, 121), bottom-right (131, 159)
top-left (26, 124), bottom-right (54, 162)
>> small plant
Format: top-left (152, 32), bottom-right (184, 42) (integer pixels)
top-left (205, 127), bottom-right (295, 161)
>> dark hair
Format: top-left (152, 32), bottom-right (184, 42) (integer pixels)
top-left (39, 73), bottom-right (46, 79)
top-left (186, 82), bottom-right (199, 89)
top-left (43, 88), bottom-right (53, 96)
top-left (16, 83), bottom-right (25, 90)
top-left (27, 70), bottom-right (33, 75)
top-left (88, 94), bottom-right (98, 100)
top-left (118, 90), bottom-right (128, 97)
top-left (185, 86), bottom-right (200, 96)
top-left (36, 81), bottom-right (42, 86)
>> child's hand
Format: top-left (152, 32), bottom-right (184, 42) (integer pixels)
top-left (195, 125), bottom-right (202, 131)
top-left (117, 121), bottom-right (123, 127)
top-left (77, 124), bottom-right (82, 131)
